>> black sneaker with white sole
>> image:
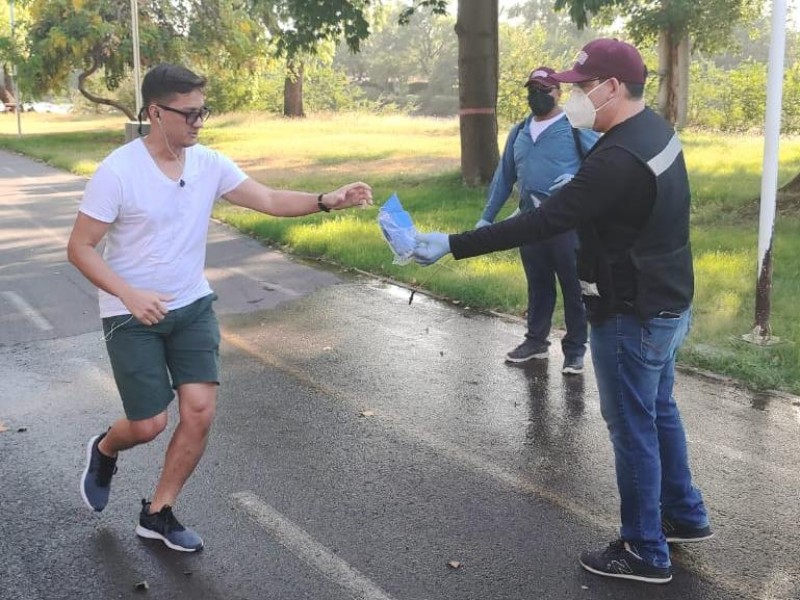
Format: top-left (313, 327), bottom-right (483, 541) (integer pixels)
top-left (80, 431), bottom-right (117, 512)
top-left (561, 355), bottom-right (584, 375)
top-left (579, 539), bottom-right (673, 584)
top-left (662, 518), bottom-right (714, 543)
top-left (135, 500), bottom-right (204, 552)
top-left (505, 340), bottom-right (549, 363)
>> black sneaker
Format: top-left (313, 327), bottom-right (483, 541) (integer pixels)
top-left (80, 431), bottom-right (117, 512)
top-left (562, 355), bottom-right (584, 375)
top-left (136, 500), bottom-right (204, 552)
top-left (505, 340), bottom-right (549, 363)
top-left (662, 518), bottom-right (714, 543)
top-left (579, 539), bottom-right (673, 584)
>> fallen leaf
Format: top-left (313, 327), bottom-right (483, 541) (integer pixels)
top-left (17, 427), bottom-right (27, 433)
top-left (359, 410), bottom-right (376, 418)
top-left (447, 560), bottom-right (461, 569)
top-left (581, 585), bottom-right (589, 590)
top-left (0, 421), bottom-right (7, 433)
top-left (134, 580), bottom-right (149, 591)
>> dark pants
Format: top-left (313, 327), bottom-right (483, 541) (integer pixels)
top-left (519, 229), bottom-right (587, 359)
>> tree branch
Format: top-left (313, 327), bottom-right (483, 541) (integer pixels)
top-left (77, 55), bottom-right (135, 121)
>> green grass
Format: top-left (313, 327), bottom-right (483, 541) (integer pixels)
top-left (2, 112), bottom-right (800, 395)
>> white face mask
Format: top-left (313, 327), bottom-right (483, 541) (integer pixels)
top-left (563, 80), bottom-right (612, 130)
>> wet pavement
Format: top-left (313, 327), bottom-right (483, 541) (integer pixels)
top-left (1, 149), bottom-right (799, 600)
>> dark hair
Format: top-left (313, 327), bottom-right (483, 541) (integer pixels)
top-left (141, 64), bottom-right (206, 113)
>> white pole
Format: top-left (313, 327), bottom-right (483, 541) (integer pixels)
top-left (9, 0), bottom-right (21, 136)
top-left (749, 0), bottom-right (788, 344)
top-left (130, 0), bottom-right (142, 116)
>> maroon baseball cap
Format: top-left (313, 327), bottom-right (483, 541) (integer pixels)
top-left (553, 38), bottom-right (646, 84)
top-left (524, 66), bottom-right (560, 89)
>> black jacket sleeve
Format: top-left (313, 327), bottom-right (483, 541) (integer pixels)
top-left (448, 145), bottom-right (651, 260)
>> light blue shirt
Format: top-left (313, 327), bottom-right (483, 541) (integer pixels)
top-left (481, 113), bottom-right (599, 222)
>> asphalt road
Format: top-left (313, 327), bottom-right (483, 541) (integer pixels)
top-left (1, 148), bottom-right (798, 600)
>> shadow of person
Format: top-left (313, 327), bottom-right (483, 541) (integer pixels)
top-left (89, 527), bottom-right (235, 600)
top-left (561, 371), bottom-right (586, 418)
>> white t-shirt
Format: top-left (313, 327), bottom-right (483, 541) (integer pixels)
top-left (79, 139), bottom-right (247, 318)
top-left (529, 111), bottom-right (567, 142)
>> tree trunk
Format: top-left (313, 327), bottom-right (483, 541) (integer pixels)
top-left (1, 66), bottom-right (15, 105)
top-left (456, 0), bottom-right (499, 187)
top-left (657, 28), bottom-right (690, 128)
top-left (676, 35), bottom-right (690, 129)
top-left (284, 60), bottom-right (305, 118)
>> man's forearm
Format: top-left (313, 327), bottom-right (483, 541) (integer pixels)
top-left (68, 245), bottom-right (132, 300)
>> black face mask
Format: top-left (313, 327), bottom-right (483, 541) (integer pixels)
top-left (528, 88), bottom-right (556, 116)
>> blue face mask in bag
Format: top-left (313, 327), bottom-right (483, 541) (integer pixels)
top-left (378, 193), bottom-right (417, 265)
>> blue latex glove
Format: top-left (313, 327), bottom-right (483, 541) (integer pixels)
top-left (548, 173), bottom-right (574, 192)
top-left (413, 232), bottom-right (451, 266)
top-left (475, 219), bottom-right (492, 229)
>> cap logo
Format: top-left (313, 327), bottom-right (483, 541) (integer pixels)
top-left (575, 50), bottom-right (588, 65)
top-left (531, 70), bottom-right (549, 79)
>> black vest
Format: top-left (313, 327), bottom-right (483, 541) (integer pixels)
top-left (578, 108), bottom-right (694, 322)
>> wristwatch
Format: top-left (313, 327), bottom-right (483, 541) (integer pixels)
top-left (317, 193), bottom-right (330, 213)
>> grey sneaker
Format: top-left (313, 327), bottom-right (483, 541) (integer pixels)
top-left (136, 500), bottom-right (204, 552)
top-left (579, 539), bottom-right (672, 584)
top-left (562, 355), bottom-right (584, 375)
top-left (662, 518), bottom-right (714, 543)
top-left (505, 340), bottom-right (549, 363)
top-left (80, 432), bottom-right (117, 512)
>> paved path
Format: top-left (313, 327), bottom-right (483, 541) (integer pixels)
top-left (1, 148), bottom-right (798, 600)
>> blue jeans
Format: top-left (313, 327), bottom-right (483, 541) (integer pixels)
top-left (520, 230), bottom-right (587, 358)
top-left (590, 308), bottom-right (708, 568)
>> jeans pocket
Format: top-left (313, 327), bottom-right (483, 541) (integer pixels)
top-left (641, 315), bottom-right (686, 365)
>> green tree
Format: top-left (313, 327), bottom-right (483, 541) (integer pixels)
top-left (553, 0), bottom-right (762, 128)
top-left (0, 1), bottom-right (29, 106)
top-left (334, 3), bottom-right (458, 114)
top-left (248, 0), bottom-right (373, 116)
top-left (23, 0), bottom-right (261, 119)
top-left (25, 0), bottom-right (173, 119)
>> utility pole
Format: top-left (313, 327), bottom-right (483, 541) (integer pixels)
top-left (124, 0), bottom-right (147, 142)
top-left (130, 0), bottom-right (142, 115)
top-left (9, 0), bottom-right (21, 136)
top-left (743, 0), bottom-right (788, 346)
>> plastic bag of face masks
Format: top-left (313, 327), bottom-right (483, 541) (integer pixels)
top-left (378, 193), bottom-right (417, 265)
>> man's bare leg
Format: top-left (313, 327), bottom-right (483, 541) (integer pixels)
top-left (98, 412), bottom-right (169, 457)
top-left (150, 382), bottom-right (217, 512)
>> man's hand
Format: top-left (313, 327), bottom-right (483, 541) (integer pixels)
top-left (475, 219), bottom-right (492, 229)
top-left (413, 232), bottom-right (451, 266)
top-left (323, 182), bottom-right (373, 210)
top-left (120, 288), bottom-right (173, 326)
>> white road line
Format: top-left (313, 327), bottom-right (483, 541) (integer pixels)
top-left (231, 491), bottom-right (398, 600)
top-left (1, 291), bottom-right (54, 331)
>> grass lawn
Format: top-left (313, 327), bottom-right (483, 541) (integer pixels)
top-left (2, 111), bottom-right (800, 395)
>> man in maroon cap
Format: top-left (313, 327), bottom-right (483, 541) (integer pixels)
top-left (414, 39), bottom-right (712, 584)
top-left (474, 66), bottom-right (597, 373)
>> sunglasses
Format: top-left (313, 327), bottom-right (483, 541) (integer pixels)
top-left (155, 104), bottom-right (212, 125)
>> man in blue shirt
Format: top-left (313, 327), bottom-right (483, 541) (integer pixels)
top-left (477, 67), bottom-right (598, 373)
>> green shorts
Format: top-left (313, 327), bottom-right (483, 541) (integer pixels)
top-left (102, 293), bottom-right (220, 421)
